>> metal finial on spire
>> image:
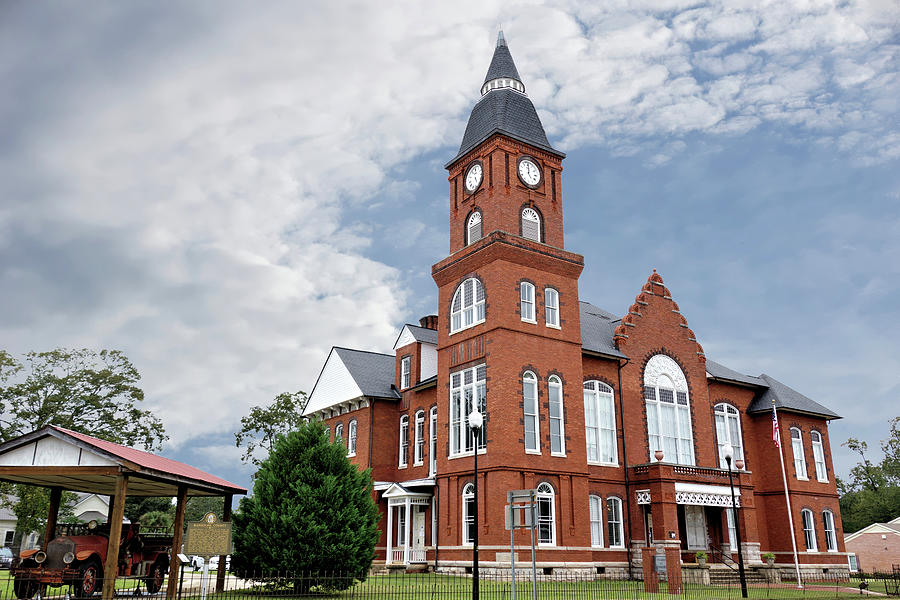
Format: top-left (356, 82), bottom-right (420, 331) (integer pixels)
top-left (497, 30), bottom-right (506, 47)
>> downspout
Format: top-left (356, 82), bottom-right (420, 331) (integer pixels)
top-left (368, 397), bottom-right (374, 469)
top-left (617, 356), bottom-right (635, 579)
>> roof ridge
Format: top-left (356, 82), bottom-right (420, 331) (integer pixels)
top-left (333, 346), bottom-right (394, 358)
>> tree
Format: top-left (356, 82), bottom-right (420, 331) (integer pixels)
top-left (231, 420), bottom-right (379, 588)
top-left (839, 420), bottom-right (900, 534)
top-left (184, 496), bottom-right (225, 523)
top-left (125, 497), bottom-right (174, 525)
top-left (234, 390), bottom-right (307, 466)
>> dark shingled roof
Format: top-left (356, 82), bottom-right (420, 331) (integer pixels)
top-left (705, 359), bottom-right (765, 387)
top-left (404, 324), bottom-right (438, 345)
top-left (579, 301), bottom-right (627, 359)
top-left (333, 347), bottom-right (400, 400)
top-left (749, 373), bottom-right (840, 419)
top-left (483, 32), bottom-right (521, 84)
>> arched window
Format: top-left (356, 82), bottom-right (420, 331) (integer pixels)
top-left (822, 509), bottom-right (837, 552)
top-left (791, 428), bottom-right (808, 479)
top-left (644, 355), bottom-right (694, 465)
top-left (544, 287), bottom-right (559, 327)
top-left (589, 495), bottom-right (603, 547)
top-left (348, 420), bottom-right (357, 457)
top-left (335, 423), bottom-right (343, 445)
top-left (714, 403), bottom-right (744, 469)
top-left (451, 278), bottom-right (485, 333)
top-left (536, 483), bottom-right (556, 545)
top-left (607, 497), bottom-right (624, 548)
top-left (520, 282), bottom-right (536, 322)
top-left (548, 375), bottom-right (565, 455)
top-left (521, 207), bottom-right (541, 242)
top-left (523, 372), bottom-right (539, 452)
top-left (414, 410), bottom-right (425, 465)
top-left (801, 509), bottom-right (817, 551)
top-left (398, 415), bottom-right (409, 468)
top-left (467, 211), bottom-right (482, 245)
top-left (811, 431), bottom-right (827, 482)
top-left (462, 483), bottom-right (475, 545)
top-left (584, 381), bottom-right (617, 464)
top-left (429, 406), bottom-right (438, 476)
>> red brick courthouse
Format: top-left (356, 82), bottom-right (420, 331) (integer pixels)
top-left (305, 34), bottom-right (848, 578)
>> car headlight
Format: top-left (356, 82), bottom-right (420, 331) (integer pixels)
top-left (63, 552), bottom-right (75, 564)
top-left (88, 520), bottom-right (98, 530)
top-left (34, 551), bottom-right (47, 564)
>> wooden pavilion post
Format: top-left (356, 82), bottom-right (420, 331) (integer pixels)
top-left (44, 487), bottom-right (62, 548)
top-left (102, 474), bottom-right (128, 600)
top-left (215, 494), bottom-right (233, 593)
top-left (166, 485), bottom-right (188, 600)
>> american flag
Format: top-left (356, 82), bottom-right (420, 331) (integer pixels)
top-left (772, 404), bottom-right (781, 447)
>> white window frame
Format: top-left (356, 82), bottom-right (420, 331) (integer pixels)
top-left (544, 287), bottom-right (559, 328)
top-left (589, 495), bottom-right (603, 547)
top-left (401, 356), bottom-right (411, 389)
top-left (726, 507), bottom-right (737, 552)
top-left (521, 207), bottom-right (541, 242)
top-left (714, 403), bottom-right (744, 469)
top-left (811, 431), bottom-right (828, 482)
top-left (606, 497), bottom-right (624, 548)
top-left (644, 355), bottom-right (694, 466)
top-left (429, 406), bottom-right (438, 476)
top-left (334, 423), bottom-right (343, 445)
top-left (450, 365), bottom-right (486, 457)
top-left (801, 508), bottom-right (817, 551)
top-left (450, 278), bottom-right (486, 334)
top-left (399, 415), bottom-right (409, 468)
top-left (791, 428), bottom-right (808, 480)
top-left (462, 483), bottom-right (475, 545)
top-left (822, 509), bottom-right (837, 552)
top-left (536, 483), bottom-right (556, 546)
top-left (414, 410), bottom-right (425, 466)
top-left (584, 380), bottom-right (617, 465)
top-left (520, 282), bottom-right (536, 323)
top-left (548, 375), bottom-right (565, 456)
top-left (523, 371), bottom-right (540, 453)
top-left (467, 211), bottom-right (482, 245)
top-left (348, 419), bottom-right (357, 457)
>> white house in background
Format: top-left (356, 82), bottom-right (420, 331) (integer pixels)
top-left (72, 493), bottom-right (111, 523)
top-left (0, 504), bottom-right (40, 550)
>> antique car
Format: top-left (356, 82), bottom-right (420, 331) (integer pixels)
top-left (12, 521), bottom-right (172, 598)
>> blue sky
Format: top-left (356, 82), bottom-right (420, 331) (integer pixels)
top-left (1, 1), bottom-right (898, 495)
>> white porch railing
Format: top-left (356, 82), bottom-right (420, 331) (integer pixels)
top-left (409, 549), bottom-right (426, 564)
top-left (390, 549), bottom-right (405, 564)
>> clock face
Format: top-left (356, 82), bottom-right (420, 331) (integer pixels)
top-left (464, 162), bottom-right (483, 193)
top-left (517, 157), bottom-right (541, 187)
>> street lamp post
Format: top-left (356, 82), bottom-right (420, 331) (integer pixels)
top-left (723, 443), bottom-right (748, 599)
top-left (469, 409), bottom-right (483, 600)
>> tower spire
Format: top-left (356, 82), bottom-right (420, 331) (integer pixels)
top-left (481, 31), bottom-right (523, 95)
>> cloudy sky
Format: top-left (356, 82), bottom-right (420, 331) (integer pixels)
top-left (1, 1), bottom-right (898, 493)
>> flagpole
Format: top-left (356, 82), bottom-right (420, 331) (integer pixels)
top-left (774, 399), bottom-right (803, 589)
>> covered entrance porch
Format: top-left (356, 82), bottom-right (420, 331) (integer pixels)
top-left (382, 483), bottom-right (432, 567)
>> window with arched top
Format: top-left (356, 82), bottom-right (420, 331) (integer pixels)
top-left (606, 497), bottom-right (624, 548)
top-left (523, 372), bottom-right (539, 453)
top-left (414, 410), bottom-right (425, 465)
top-left (335, 423), bottom-right (343, 445)
top-left (398, 415), bottom-right (409, 468)
top-left (811, 431), bottom-right (827, 482)
top-left (644, 355), bottom-right (694, 465)
top-left (801, 508), bottom-right (817, 551)
top-left (521, 207), bottom-right (541, 242)
top-left (791, 428), bottom-right (808, 480)
top-left (462, 483), bottom-right (475, 545)
top-left (467, 211), bottom-right (482, 245)
top-left (451, 278), bottom-right (485, 333)
top-left (348, 420), bottom-right (357, 457)
top-left (589, 495), bottom-right (603, 547)
top-left (584, 380), bottom-right (617, 464)
top-left (822, 509), bottom-right (837, 552)
top-left (548, 375), bottom-right (565, 455)
top-left (536, 483), bottom-right (556, 545)
top-left (714, 403), bottom-right (744, 469)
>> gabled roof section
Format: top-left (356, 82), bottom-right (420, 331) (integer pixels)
top-left (306, 347), bottom-right (400, 415)
top-left (706, 359), bottom-right (765, 387)
top-left (394, 324), bottom-right (438, 349)
top-left (749, 374), bottom-right (841, 419)
top-left (579, 302), bottom-right (626, 359)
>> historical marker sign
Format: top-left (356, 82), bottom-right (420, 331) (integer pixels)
top-left (185, 512), bottom-right (232, 557)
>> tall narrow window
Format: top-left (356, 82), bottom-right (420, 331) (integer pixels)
top-left (520, 282), bottom-right (535, 322)
top-left (644, 355), bottom-right (694, 465)
top-left (401, 356), bottom-right (411, 389)
top-left (462, 483), bottom-right (475, 545)
top-left (811, 431), bottom-right (827, 482)
top-left (726, 508), bottom-right (737, 552)
top-left (467, 211), bottom-right (482, 245)
top-left (451, 278), bottom-right (486, 333)
top-left (822, 510), bottom-right (837, 552)
top-left (414, 410), bottom-right (425, 465)
top-left (429, 406), bottom-right (438, 476)
top-left (584, 380), bottom-right (617, 464)
top-left (335, 423), bottom-right (343, 445)
top-left (801, 509), bottom-right (817, 551)
top-left (606, 497), bottom-right (624, 548)
top-left (399, 415), bottom-right (409, 468)
top-left (397, 505), bottom-right (406, 546)
top-left (521, 207), bottom-right (541, 242)
top-left (714, 403), bottom-right (744, 469)
top-left (450, 365), bottom-right (486, 456)
top-left (548, 376), bottom-right (565, 455)
top-left (536, 483), bottom-right (556, 545)
top-left (348, 420), bottom-right (357, 457)
top-left (589, 495), bottom-right (603, 547)
top-left (791, 428), bottom-right (808, 479)
top-left (523, 372), bottom-right (539, 452)
top-left (545, 287), bottom-right (559, 327)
